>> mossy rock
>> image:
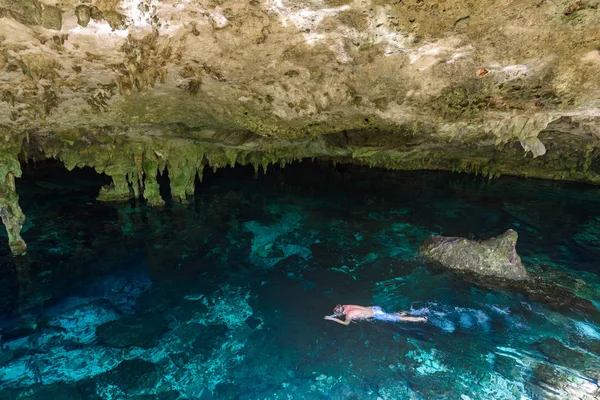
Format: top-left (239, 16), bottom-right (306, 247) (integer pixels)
top-left (433, 79), bottom-right (490, 121)
top-left (1, 0), bottom-right (42, 26)
top-left (103, 10), bottom-right (127, 30)
top-left (74, 5), bottom-right (90, 27)
top-left (41, 4), bottom-right (61, 30)
top-left (420, 229), bottom-right (529, 280)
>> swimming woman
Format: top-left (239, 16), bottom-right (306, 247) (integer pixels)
top-left (324, 304), bottom-right (428, 326)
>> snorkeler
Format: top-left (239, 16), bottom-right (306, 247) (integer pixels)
top-left (324, 304), bottom-right (428, 326)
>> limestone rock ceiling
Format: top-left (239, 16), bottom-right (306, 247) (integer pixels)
top-left (0, 0), bottom-right (598, 138)
top-left (1, 0), bottom-right (600, 255)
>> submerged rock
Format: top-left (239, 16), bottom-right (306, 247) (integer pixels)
top-left (245, 316), bottom-right (261, 329)
top-left (420, 229), bottom-right (529, 280)
top-left (191, 323), bottom-right (230, 357)
top-left (134, 391), bottom-right (182, 400)
top-left (516, 277), bottom-right (599, 315)
top-left (441, 266), bottom-right (598, 315)
top-left (173, 322), bottom-right (206, 344)
top-left (101, 358), bottom-right (159, 392)
top-left (531, 359), bottom-right (600, 399)
top-left (0, 314), bottom-right (41, 342)
top-left (0, 382), bottom-right (85, 400)
top-left (574, 217), bottom-right (600, 248)
top-left (0, 348), bottom-right (14, 366)
top-left (537, 337), bottom-right (598, 372)
top-left (420, 230), bottom-right (599, 314)
top-left (377, 377), bottom-right (422, 400)
top-left (95, 313), bottom-right (168, 348)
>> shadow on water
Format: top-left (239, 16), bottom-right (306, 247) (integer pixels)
top-left (0, 160), bottom-right (599, 399)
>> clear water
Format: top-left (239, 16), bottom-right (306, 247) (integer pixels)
top-left (0, 161), bottom-right (599, 400)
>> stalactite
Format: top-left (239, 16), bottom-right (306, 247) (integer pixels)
top-left (128, 171), bottom-right (141, 198)
top-left (0, 143), bottom-right (27, 256)
top-left (194, 165), bottom-right (202, 183)
top-left (142, 148), bottom-right (164, 207)
top-left (169, 164), bottom-right (196, 203)
top-left (224, 148), bottom-right (238, 168)
top-left (97, 169), bottom-right (133, 202)
top-left (0, 172), bottom-right (27, 256)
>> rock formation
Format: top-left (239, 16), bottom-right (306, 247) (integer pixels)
top-left (0, 138), bottom-right (26, 255)
top-left (421, 230), bottom-right (600, 315)
top-left (420, 229), bottom-right (529, 280)
top-left (1, 0), bottom-right (600, 253)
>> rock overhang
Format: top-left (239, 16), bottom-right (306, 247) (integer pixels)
top-left (1, 0), bottom-right (600, 254)
top-left (0, 0), bottom-right (598, 137)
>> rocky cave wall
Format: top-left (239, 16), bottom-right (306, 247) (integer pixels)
top-left (1, 0), bottom-right (600, 254)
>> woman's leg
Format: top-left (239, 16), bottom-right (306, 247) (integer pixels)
top-left (397, 314), bottom-right (428, 323)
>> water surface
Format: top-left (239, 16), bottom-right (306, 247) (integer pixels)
top-left (0, 161), bottom-right (599, 399)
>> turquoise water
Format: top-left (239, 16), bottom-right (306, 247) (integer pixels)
top-left (0, 161), bottom-right (599, 399)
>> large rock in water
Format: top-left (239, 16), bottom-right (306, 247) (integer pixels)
top-left (420, 229), bottom-right (529, 280)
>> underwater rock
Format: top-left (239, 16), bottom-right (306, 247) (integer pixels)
top-left (167, 352), bottom-right (190, 369)
top-left (477, 274), bottom-right (599, 315)
top-left (0, 382), bottom-right (85, 400)
top-left (101, 358), bottom-right (159, 392)
top-left (537, 337), bottom-right (597, 372)
top-left (531, 360), bottom-right (600, 399)
top-left (245, 316), bottom-right (261, 329)
top-left (0, 314), bottom-right (40, 342)
top-left (576, 336), bottom-right (600, 362)
top-left (173, 322), bottom-right (205, 344)
top-left (135, 286), bottom-right (177, 314)
top-left (574, 217), bottom-right (600, 248)
top-left (0, 348), bottom-right (15, 366)
top-left (191, 323), bottom-right (230, 357)
top-left (213, 383), bottom-right (237, 399)
top-left (519, 278), bottom-right (599, 315)
top-left (533, 362), bottom-right (569, 390)
top-left (377, 377), bottom-right (422, 400)
top-left (228, 329), bottom-right (289, 396)
top-left (420, 229), bottom-right (529, 280)
top-left (45, 299), bottom-right (121, 345)
top-left (170, 300), bottom-right (209, 322)
top-left (95, 313), bottom-right (168, 348)
top-left (136, 391), bottom-right (182, 400)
